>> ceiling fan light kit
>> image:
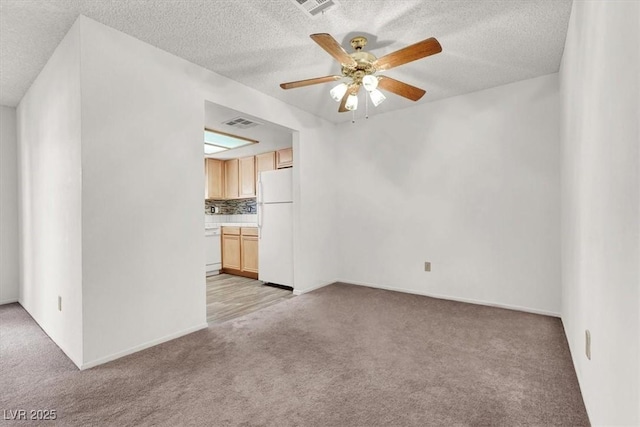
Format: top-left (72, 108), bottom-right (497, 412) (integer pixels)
top-left (369, 89), bottom-right (386, 107)
top-left (362, 75), bottom-right (379, 92)
top-left (329, 83), bottom-right (348, 101)
top-left (345, 93), bottom-right (358, 111)
top-left (280, 33), bottom-right (442, 121)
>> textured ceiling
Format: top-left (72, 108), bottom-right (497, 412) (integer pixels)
top-left (0, 0), bottom-right (573, 123)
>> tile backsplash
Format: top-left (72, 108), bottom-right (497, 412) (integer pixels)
top-left (205, 198), bottom-right (257, 215)
top-left (206, 214), bottom-right (257, 224)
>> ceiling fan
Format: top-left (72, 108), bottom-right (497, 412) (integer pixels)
top-left (280, 33), bottom-right (442, 113)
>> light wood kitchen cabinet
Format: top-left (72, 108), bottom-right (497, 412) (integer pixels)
top-left (255, 151), bottom-right (276, 176)
top-left (240, 228), bottom-right (259, 274)
top-left (239, 156), bottom-right (256, 197)
top-left (207, 151), bottom-right (287, 200)
top-left (224, 159), bottom-right (239, 199)
top-left (276, 148), bottom-right (293, 169)
top-left (221, 226), bottom-right (259, 278)
top-left (221, 234), bottom-right (241, 270)
top-left (205, 158), bottom-right (224, 199)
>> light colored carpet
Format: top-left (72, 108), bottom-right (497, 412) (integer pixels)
top-left (1, 283), bottom-right (589, 426)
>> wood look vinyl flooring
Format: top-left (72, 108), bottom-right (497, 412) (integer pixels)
top-left (206, 273), bottom-right (294, 324)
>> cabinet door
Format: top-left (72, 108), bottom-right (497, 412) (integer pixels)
top-left (256, 152), bottom-right (276, 176)
top-left (239, 156), bottom-right (256, 197)
top-left (241, 235), bottom-right (259, 273)
top-left (222, 234), bottom-right (241, 270)
top-left (204, 160), bottom-right (208, 199)
top-left (205, 159), bottom-right (224, 199)
top-left (276, 148), bottom-right (293, 169)
top-left (224, 159), bottom-right (239, 199)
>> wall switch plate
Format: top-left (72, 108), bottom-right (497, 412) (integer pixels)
top-left (585, 329), bottom-right (591, 360)
top-left (424, 262), bottom-right (431, 272)
top-left (58, 296), bottom-right (62, 312)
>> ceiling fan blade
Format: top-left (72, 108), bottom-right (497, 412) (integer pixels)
top-left (338, 91), bottom-right (349, 113)
top-left (280, 75), bottom-right (342, 90)
top-left (373, 37), bottom-right (442, 71)
top-left (377, 76), bottom-right (426, 101)
top-left (310, 33), bottom-right (357, 66)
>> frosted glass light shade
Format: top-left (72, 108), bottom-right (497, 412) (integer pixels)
top-left (345, 94), bottom-right (358, 111)
top-left (329, 83), bottom-right (348, 102)
top-left (362, 75), bottom-right (379, 92)
top-left (205, 143), bottom-right (227, 154)
top-left (369, 89), bottom-right (386, 107)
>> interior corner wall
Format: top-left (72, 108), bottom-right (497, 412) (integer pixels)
top-left (335, 73), bottom-right (561, 315)
top-left (1, 106), bottom-right (19, 305)
top-left (78, 16), bottom-right (209, 366)
top-left (16, 21), bottom-right (83, 366)
top-left (559, 1), bottom-right (640, 425)
top-left (77, 16), bottom-right (339, 366)
top-left (291, 125), bottom-right (340, 293)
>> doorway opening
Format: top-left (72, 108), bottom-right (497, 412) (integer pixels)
top-left (203, 100), bottom-right (296, 324)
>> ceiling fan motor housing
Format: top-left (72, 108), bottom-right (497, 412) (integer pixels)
top-left (342, 48), bottom-right (377, 84)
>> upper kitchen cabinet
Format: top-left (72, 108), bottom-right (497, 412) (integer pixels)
top-left (224, 159), bottom-right (239, 199)
top-left (276, 148), bottom-right (293, 169)
top-left (205, 158), bottom-right (224, 199)
top-left (207, 149), bottom-right (290, 200)
top-left (239, 156), bottom-right (256, 197)
top-left (256, 151), bottom-right (276, 175)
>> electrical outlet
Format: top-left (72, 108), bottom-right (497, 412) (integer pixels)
top-left (424, 262), bottom-right (431, 272)
top-left (585, 329), bottom-right (591, 360)
top-left (58, 296), bottom-right (62, 312)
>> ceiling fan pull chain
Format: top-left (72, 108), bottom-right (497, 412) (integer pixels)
top-left (352, 109), bottom-right (355, 124)
top-left (365, 92), bottom-right (369, 119)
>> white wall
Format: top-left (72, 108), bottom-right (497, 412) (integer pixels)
top-left (16, 22), bottom-right (83, 366)
top-left (560, 1), bottom-right (639, 425)
top-left (1, 106), bottom-right (19, 304)
top-left (336, 74), bottom-right (561, 315)
top-left (77, 17), bottom-right (339, 367)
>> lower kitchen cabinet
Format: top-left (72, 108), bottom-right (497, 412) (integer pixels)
top-left (221, 233), bottom-right (241, 271)
top-left (241, 230), bottom-right (259, 274)
top-left (221, 226), bottom-right (258, 278)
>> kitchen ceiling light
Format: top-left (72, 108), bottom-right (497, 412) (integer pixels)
top-left (345, 93), bottom-right (358, 111)
top-left (204, 128), bottom-right (258, 155)
top-left (369, 89), bottom-right (386, 107)
top-left (329, 83), bottom-right (348, 102)
top-left (205, 144), bottom-right (227, 154)
top-left (362, 75), bottom-right (378, 92)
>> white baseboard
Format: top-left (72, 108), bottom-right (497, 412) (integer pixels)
top-left (17, 301), bottom-right (84, 369)
top-left (561, 318), bottom-right (593, 424)
top-left (337, 279), bottom-right (561, 318)
top-left (0, 298), bottom-right (19, 305)
top-left (292, 280), bottom-right (337, 296)
top-left (80, 322), bottom-right (209, 370)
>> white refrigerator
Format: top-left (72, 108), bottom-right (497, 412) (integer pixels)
top-left (257, 168), bottom-right (293, 288)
